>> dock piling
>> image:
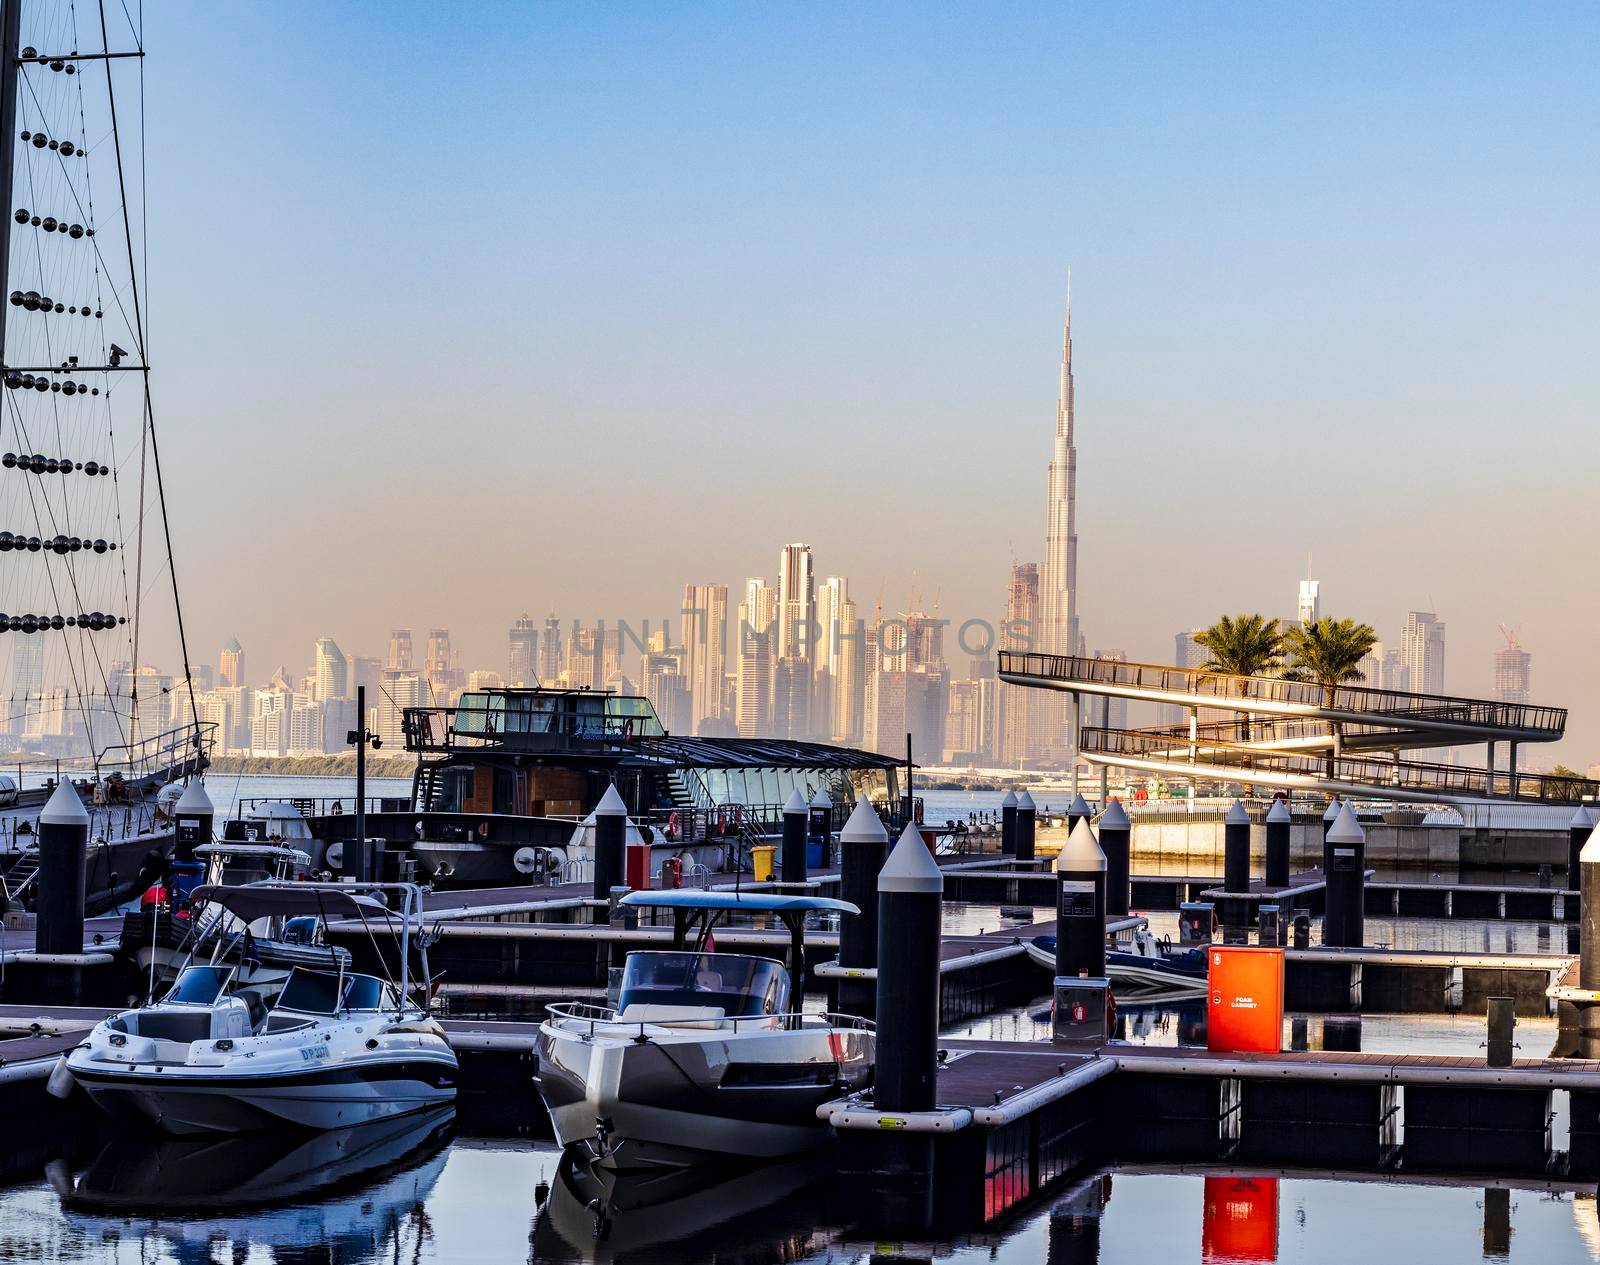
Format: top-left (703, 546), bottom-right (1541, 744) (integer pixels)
top-left (592, 784), bottom-right (628, 920)
top-left (1067, 792), bottom-right (1091, 836)
top-left (1098, 798), bottom-right (1131, 917)
top-left (1323, 803), bottom-right (1367, 948)
top-left (781, 788), bottom-right (809, 884)
top-left (809, 788), bottom-right (833, 868)
top-left (1222, 800), bottom-right (1251, 932)
top-left (837, 796), bottom-right (890, 1017)
top-left (874, 821), bottom-right (944, 1113)
top-left (1054, 818), bottom-right (1107, 980)
top-left (35, 779), bottom-right (88, 956)
top-left (1322, 797), bottom-right (1342, 843)
top-left (1016, 789), bottom-right (1037, 862)
top-left (1265, 798), bottom-right (1291, 889)
top-left (172, 777), bottom-right (213, 904)
top-left (1486, 996), bottom-right (1515, 1067)
top-left (1000, 789), bottom-right (1019, 857)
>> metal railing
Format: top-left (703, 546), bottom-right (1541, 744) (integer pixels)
top-left (1080, 726), bottom-right (1600, 803)
top-left (543, 1000), bottom-right (876, 1039)
top-left (999, 651), bottom-right (1567, 737)
top-left (403, 698), bottom-right (664, 755)
top-left (86, 719), bottom-right (217, 781)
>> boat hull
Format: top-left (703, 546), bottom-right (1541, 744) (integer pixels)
top-left (69, 1055), bottom-right (458, 1136)
top-left (1027, 938), bottom-right (1209, 998)
top-left (535, 1021), bottom-right (872, 1171)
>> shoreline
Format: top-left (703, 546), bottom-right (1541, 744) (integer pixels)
top-left (206, 754), bottom-right (420, 779)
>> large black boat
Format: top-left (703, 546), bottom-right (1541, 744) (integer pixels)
top-left (225, 687), bottom-right (905, 888)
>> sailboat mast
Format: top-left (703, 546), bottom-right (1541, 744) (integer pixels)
top-left (0, 0), bottom-right (22, 363)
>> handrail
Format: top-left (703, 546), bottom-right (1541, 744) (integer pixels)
top-left (1081, 726), bottom-right (1599, 803)
top-left (543, 1001), bottom-right (876, 1040)
top-left (999, 651), bottom-right (1566, 737)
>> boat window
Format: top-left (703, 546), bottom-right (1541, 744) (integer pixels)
top-left (342, 974), bottom-right (399, 1012)
top-left (275, 968), bottom-right (343, 1015)
top-left (618, 952), bottom-right (789, 1018)
top-left (162, 965), bottom-right (233, 1006)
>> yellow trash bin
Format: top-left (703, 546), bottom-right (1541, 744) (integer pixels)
top-left (751, 844), bottom-right (777, 882)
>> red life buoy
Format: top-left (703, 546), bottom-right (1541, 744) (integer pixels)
top-left (623, 718), bottom-right (634, 741)
top-left (667, 810), bottom-right (681, 838)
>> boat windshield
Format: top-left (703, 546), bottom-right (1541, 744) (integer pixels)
top-left (617, 952), bottom-right (789, 1018)
top-left (162, 965), bottom-right (234, 1006)
top-left (342, 974), bottom-right (400, 1012)
top-left (275, 968), bottom-right (343, 1015)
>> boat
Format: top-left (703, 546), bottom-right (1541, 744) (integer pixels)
top-left (61, 881), bottom-right (457, 1134)
top-left (0, 1), bottom-right (215, 917)
top-left (230, 685), bottom-right (907, 889)
top-left (1028, 926), bottom-right (1209, 999)
top-left (116, 841), bottom-right (347, 1001)
top-left (535, 890), bottom-right (875, 1171)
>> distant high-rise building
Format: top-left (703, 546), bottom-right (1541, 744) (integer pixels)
top-left (1041, 288), bottom-right (1080, 662)
top-left (1096, 649), bottom-right (1129, 735)
top-left (830, 596), bottom-right (865, 747)
top-left (509, 615), bottom-right (538, 686)
top-left (536, 616), bottom-right (562, 684)
top-left (1379, 646), bottom-right (1410, 692)
top-left (1297, 576), bottom-right (1320, 628)
top-left (219, 637), bottom-right (245, 689)
top-left (813, 576), bottom-right (849, 741)
top-left (1159, 630), bottom-right (1210, 727)
top-left (387, 630), bottom-right (413, 672)
top-left (350, 655), bottom-right (383, 701)
top-left (735, 579), bottom-right (775, 737)
top-left (376, 669), bottom-right (425, 749)
top-left (681, 584), bottom-right (729, 734)
top-left (998, 563), bottom-right (1041, 767)
top-left (642, 649), bottom-right (690, 734)
top-left (7, 636), bottom-right (44, 736)
top-left (1402, 612), bottom-right (1446, 696)
top-left (862, 615), bottom-right (906, 757)
top-left (777, 544), bottom-right (816, 661)
top-left (313, 638), bottom-right (348, 702)
top-left (1494, 629), bottom-right (1532, 706)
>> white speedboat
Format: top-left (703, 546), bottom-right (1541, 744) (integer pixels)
top-left (535, 891), bottom-right (874, 1172)
top-left (61, 882), bottom-right (457, 1135)
top-left (1028, 924), bottom-right (1209, 999)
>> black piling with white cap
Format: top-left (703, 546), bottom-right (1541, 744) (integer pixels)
top-left (1098, 797), bottom-right (1131, 917)
top-left (781, 787), bottom-right (809, 884)
top-left (1322, 797), bottom-right (1342, 843)
top-left (1570, 806), bottom-right (1594, 887)
top-left (1054, 818), bottom-right (1107, 980)
top-left (809, 787), bottom-right (833, 868)
top-left (1016, 789), bottom-right (1038, 862)
top-left (172, 777), bottom-right (214, 905)
top-left (1000, 789), bottom-right (1019, 857)
top-left (1223, 799), bottom-right (1251, 896)
top-left (1265, 798), bottom-right (1292, 889)
top-left (874, 821), bottom-right (944, 1113)
top-left (1067, 792), bottom-right (1091, 836)
top-left (837, 796), bottom-right (890, 1017)
top-left (36, 778), bottom-right (88, 956)
top-left (592, 784), bottom-right (628, 919)
top-left (1323, 802), bottom-right (1366, 948)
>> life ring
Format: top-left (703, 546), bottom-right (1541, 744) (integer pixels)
top-left (667, 810), bottom-right (681, 838)
top-left (623, 718), bottom-right (634, 741)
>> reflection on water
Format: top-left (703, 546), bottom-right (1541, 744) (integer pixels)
top-left (0, 1123), bottom-right (1594, 1263)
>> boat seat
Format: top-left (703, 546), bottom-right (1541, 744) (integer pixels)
top-left (236, 989), bottom-right (267, 1032)
top-left (617, 1004), bottom-right (727, 1028)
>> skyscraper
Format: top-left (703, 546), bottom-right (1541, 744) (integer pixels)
top-left (1402, 611), bottom-right (1446, 696)
top-left (1494, 629), bottom-right (1531, 705)
top-left (509, 615), bottom-right (538, 685)
top-left (1041, 286), bottom-right (1080, 662)
top-left (681, 584), bottom-right (729, 734)
top-left (999, 562), bottom-right (1041, 767)
top-left (831, 597), bottom-right (864, 746)
top-left (1297, 575), bottom-right (1320, 627)
top-left (313, 638), bottom-right (348, 701)
top-left (777, 545), bottom-right (815, 657)
top-left (219, 637), bottom-right (245, 689)
top-left (735, 578), bottom-right (775, 737)
top-left (814, 576), bottom-right (849, 741)
top-left (538, 616), bottom-right (563, 684)
top-left (387, 630), bottom-right (413, 672)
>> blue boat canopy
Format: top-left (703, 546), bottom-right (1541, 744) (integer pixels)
top-left (618, 890), bottom-right (859, 917)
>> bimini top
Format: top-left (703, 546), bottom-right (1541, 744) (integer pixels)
top-left (618, 890), bottom-right (859, 917)
top-left (189, 884), bottom-right (391, 922)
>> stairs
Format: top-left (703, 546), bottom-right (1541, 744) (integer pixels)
top-left (2, 854), bottom-right (39, 905)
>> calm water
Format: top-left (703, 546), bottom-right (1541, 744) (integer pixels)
top-left (4, 1121), bottom-right (1596, 1263)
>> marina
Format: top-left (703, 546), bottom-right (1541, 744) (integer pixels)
top-left (0, 1), bottom-right (1589, 1261)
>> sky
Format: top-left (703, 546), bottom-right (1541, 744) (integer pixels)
top-left (130, 3), bottom-right (1600, 760)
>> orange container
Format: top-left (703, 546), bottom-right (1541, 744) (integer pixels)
top-left (1206, 946), bottom-right (1284, 1054)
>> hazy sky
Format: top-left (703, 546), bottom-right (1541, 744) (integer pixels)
top-left (137, 3), bottom-right (1600, 760)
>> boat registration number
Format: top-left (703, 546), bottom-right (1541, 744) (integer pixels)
top-left (300, 1045), bottom-right (331, 1063)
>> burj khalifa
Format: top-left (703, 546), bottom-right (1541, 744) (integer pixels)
top-left (1041, 284), bottom-right (1079, 664)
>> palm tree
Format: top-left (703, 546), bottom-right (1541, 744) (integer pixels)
top-left (1283, 616), bottom-right (1379, 777)
top-left (1193, 614), bottom-right (1283, 741)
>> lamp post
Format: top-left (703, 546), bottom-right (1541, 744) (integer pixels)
top-left (345, 683), bottom-right (383, 881)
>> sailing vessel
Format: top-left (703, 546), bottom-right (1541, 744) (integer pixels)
top-left (0, 0), bottom-right (212, 914)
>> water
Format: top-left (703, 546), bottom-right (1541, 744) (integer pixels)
top-left (3, 1121), bottom-right (1596, 1263)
